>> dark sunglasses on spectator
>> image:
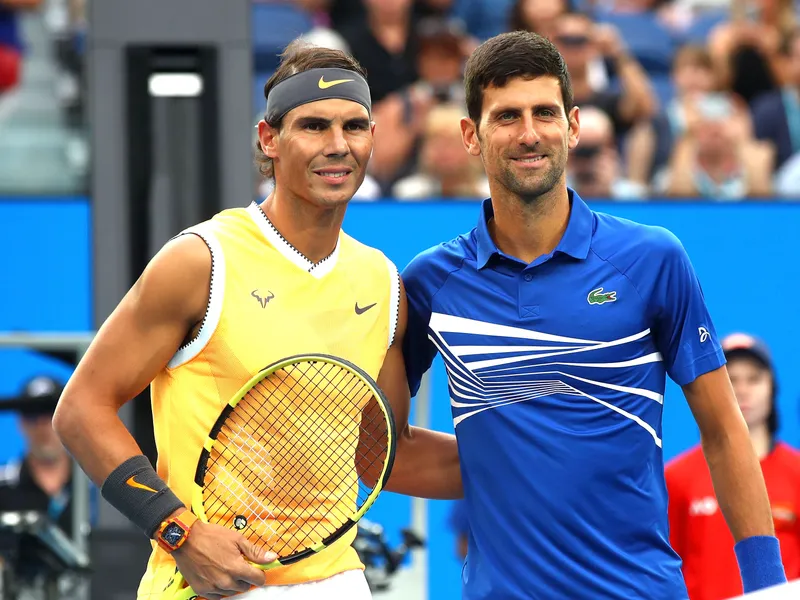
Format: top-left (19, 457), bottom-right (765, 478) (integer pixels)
top-left (555, 35), bottom-right (590, 47)
top-left (573, 144), bottom-right (603, 159)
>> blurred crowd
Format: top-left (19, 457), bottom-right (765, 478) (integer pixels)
top-left (276, 0), bottom-right (800, 201)
top-left (1, 0), bottom-right (799, 200)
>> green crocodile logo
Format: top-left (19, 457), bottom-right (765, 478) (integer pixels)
top-left (587, 287), bottom-right (617, 305)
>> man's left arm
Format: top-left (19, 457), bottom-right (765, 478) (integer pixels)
top-left (376, 278), bottom-right (462, 500)
top-left (645, 228), bottom-right (786, 593)
top-left (682, 368), bottom-right (786, 592)
top-left (682, 367), bottom-right (778, 531)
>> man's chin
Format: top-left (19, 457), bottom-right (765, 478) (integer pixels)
top-left (314, 187), bottom-right (356, 207)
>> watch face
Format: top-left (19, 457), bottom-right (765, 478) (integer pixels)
top-left (162, 522), bottom-right (186, 546)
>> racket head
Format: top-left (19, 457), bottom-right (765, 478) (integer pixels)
top-left (190, 353), bottom-right (397, 567)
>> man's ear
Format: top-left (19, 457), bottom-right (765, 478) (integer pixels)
top-left (258, 120), bottom-right (279, 159)
top-left (567, 106), bottom-right (580, 150)
top-left (461, 117), bottom-right (481, 157)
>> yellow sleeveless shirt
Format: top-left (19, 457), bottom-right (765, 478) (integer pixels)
top-left (136, 202), bottom-right (400, 598)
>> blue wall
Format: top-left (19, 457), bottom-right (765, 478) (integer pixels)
top-left (0, 198), bottom-right (92, 462)
top-left (2, 198), bottom-right (799, 598)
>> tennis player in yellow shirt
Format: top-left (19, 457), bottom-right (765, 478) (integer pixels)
top-left (53, 41), bottom-right (461, 599)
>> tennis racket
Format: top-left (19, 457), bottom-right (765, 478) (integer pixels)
top-left (165, 353), bottom-right (396, 599)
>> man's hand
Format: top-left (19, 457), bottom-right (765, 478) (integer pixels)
top-left (593, 24), bottom-right (626, 61)
top-left (173, 521), bottom-right (276, 600)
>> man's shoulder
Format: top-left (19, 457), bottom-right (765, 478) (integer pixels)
top-left (340, 232), bottom-right (396, 272)
top-left (591, 211), bottom-right (686, 271)
top-left (402, 232), bottom-right (474, 291)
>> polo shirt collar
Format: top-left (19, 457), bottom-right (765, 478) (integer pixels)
top-left (475, 188), bottom-right (593, 269)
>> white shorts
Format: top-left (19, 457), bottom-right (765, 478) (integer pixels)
top-left (233, 570), bottom-right (371, 600)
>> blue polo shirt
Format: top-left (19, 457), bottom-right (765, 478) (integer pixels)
top-left (402, 190), bottom-right (726, 600)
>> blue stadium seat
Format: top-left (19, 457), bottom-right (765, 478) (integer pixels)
top-left (596, 13), bottom-right (677, 76)
top-left (252, 3), bottom-right (313, 72)
top-left (681, 11), bottom-right (727, 45)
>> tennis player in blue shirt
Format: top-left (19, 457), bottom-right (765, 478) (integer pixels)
top-left (402, 31), bottom-right (787, 599)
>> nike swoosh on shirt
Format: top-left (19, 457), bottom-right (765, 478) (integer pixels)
top-left (355, 302), bottom-right (377, 315)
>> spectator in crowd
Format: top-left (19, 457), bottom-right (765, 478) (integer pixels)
top-left (552, 10), bottom-right (658, 194)
top-left (0, 376), bottom-right (85, 538)
top-left (392, 102), bottom-right (489, 200)
top-left (510, 0), bottom-right (611, 93)
top-left (593, 0), bottom-right (686, 37)
top-left (567, 106), bottom-right (644, 199)
top-left (337, 0), bottom-right (419, 106)
top-left (509, 0), bottom-right (567, 41)
top-left (451, 0), bottom-right (516, 41)
top-left (666, 333), bottom-right (800, 600)
top-left (708, 0), bottom-right (795, 104)
top-left (368, 16), bottom-right (471, 188)
top-left (0, 0), bottom-right (43, 95)
top-left (751, 27), bottom-right (800, 172)
top-left (660, 92), bottom-right (774, 199)
top-left (414, 16), bottom-right (471, 106)
top-left (298, 0), bottom-right (456, 32)
top-left (667, 45), bottom-right (720, 138)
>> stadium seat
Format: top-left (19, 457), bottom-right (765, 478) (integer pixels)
top-left (596, 13), bottom-right (676, 76)
top-left (252, 3), bottom-right (313, 72)
top-left (681, 11), bottom-right (727, 45)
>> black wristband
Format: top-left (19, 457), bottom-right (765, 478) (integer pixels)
top-left (101, 455), bottom-right (185, 538)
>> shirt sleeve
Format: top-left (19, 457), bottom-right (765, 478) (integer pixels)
top-left (647, 228), bottom-right (725, 386)
top-left (401, 251), bottom-right (442, 398)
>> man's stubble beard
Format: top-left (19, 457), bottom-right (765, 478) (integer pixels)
top-left (495, 146), bottom-right (567, 207)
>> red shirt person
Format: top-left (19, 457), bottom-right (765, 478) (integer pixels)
top-left (666, 333), bottom-right (800, 600)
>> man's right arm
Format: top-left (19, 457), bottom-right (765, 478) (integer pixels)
top-left (54, 234), bottom-right (272, 597)
top-left (53, 234), bottom-right (210, 485)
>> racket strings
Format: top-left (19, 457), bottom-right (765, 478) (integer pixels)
top-left (201, 360), bottom-right (389, 557)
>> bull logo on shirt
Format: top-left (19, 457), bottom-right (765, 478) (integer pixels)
top-left (251, 289), bottom-right (275, 308)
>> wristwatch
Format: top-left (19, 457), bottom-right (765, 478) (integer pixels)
top-left (156, 510), bottom-right (198, 553)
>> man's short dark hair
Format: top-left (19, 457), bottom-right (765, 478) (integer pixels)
top-left (464, 31), bottom-right (574, 126)
top-left (255, 40), bottom-right (368, 179)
